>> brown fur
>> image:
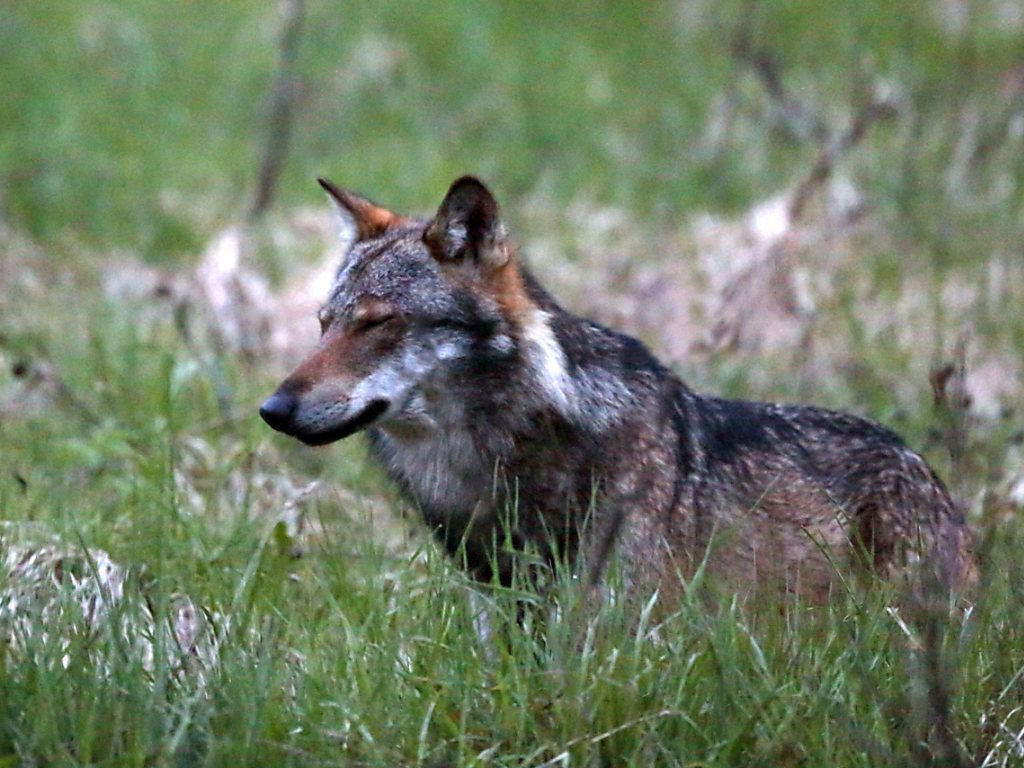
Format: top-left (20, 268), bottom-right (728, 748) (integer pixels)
top-left (261, 176), bottom-right (976, 605)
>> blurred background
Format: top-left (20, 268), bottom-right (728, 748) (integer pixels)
top-left (3, 0), bottom-right (1023, 533)
top-left (2, 2), bottom-right (1024, 762)
top-left (3, 0), bottom-right (1022, 257)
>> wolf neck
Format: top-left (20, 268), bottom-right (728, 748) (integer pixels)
top-left (519, 304), bottom-right (575, 415)
top-left (368, 274), bottom-right (630, 521)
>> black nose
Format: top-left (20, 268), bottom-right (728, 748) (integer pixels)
top-left (259, 391), bottom-right (298, 432)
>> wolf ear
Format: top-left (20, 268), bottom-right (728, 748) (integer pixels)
top-left (423, 176), bottom-right (510, 272)
top-left (318, 177), bottom-right (405, 243)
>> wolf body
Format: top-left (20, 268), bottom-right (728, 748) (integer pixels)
top-left (260, 176), bottom-right (974, 601)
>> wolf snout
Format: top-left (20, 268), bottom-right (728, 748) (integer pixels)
top-left (259, 391), bottom-right (298, 433)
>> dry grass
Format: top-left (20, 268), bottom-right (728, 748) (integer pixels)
top-left (2, 2), bottom-right (1024, 763)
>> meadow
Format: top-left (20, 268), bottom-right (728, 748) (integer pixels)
top-left (1, 1), bottom-right (1023, 765)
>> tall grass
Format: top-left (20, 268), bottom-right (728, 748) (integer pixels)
top-left (2, 0), bottom-right (1023, 765)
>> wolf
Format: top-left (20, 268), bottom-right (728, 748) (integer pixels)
top-left (260, 175), bottom-right (975, 603)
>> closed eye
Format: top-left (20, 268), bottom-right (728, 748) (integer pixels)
top-left (350, 297), bottom-right (399, 332)
top-left (355, 313), bottom-right (396, 332)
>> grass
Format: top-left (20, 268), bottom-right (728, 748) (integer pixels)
top-left (2, 0), bottom-right (1024, 765)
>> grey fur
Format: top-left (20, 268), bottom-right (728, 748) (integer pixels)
top-left (260, 176), bottom-right (975, 602)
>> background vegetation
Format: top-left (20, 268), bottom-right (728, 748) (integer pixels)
top-left (1, 1), bottom-right (1022, 765)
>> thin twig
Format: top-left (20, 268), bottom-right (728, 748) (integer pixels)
top-left (788, 89), bottom-right (898, 223)
top-left (250, 0), bottom-right (306, 221)
top-left (732, 18), bottom-right (830, 147)
top-left (929, 334), bottom-right (971, 488)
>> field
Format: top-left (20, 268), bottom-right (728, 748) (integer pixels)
top-left (2, 1), bottom-right (1024, 765)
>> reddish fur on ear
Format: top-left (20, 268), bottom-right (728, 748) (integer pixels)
top-left (489, 257), bottom-right (537, 328)
top-left (425, 176), bottom-right (535, 324)
top-left (318, 177), bottom-right (407, 241)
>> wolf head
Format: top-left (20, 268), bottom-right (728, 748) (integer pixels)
top-left (260, 176), bottom-right (568, 446)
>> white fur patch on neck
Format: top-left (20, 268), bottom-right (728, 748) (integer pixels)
top-left (521, 308), bottom-right (574, 414)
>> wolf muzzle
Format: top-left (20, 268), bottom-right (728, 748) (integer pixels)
top-left (259, 391), bottom-right (299, 433)
top-left (260, 392), bottom-right (389, 446)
